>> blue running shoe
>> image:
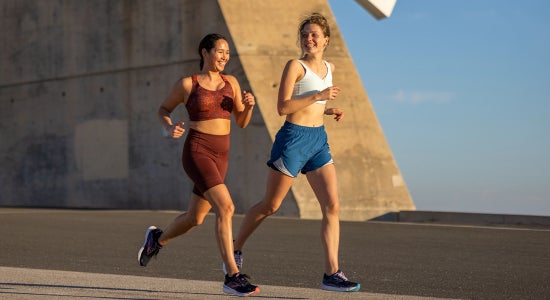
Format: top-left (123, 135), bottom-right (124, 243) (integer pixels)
top-left (321, 270), bottom-right (361, 292)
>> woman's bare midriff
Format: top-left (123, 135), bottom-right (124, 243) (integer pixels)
top-left (189, 119), bottom-right (231, 135)
top-left (286, 104), bottom-right (326, 127)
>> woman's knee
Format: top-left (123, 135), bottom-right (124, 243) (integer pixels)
top-left (256, 200), bottom-right (281, 216)
top-left (216, 202), bottom-right (235, 217)
top-left (323, 201), bottom-right (340, 216)
top-left (188, 214), bottom-right (207, 226)
top-left (183, 211), bottom-right (207, 227)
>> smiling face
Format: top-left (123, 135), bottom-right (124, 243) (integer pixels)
top-left (300, 23), bottom-right (329, 55)
top-left (202, 39), bottom-right (230, 72)
top-left (297, 13), bottom-right (331, 57)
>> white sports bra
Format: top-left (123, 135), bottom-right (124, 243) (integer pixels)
top-left (292, 60), bottom-right (333, 105)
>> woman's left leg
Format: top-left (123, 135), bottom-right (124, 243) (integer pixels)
top-left (306, 163), bottom-right (340, 275)
top-left (203, 183), bottom-right (239, 276)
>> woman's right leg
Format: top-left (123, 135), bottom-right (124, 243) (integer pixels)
top-left (234, 168), bottom-right (294, 251)
top-left (158, 193), bottom-right (212, 246)
top-left (138, 192), bottom-right (212, 267)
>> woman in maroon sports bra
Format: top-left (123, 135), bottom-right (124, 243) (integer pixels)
top-left (137, 33), bottom-right (259, 297)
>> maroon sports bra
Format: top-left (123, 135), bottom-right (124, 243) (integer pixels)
top-left (185, 74), bottom-right (234, 121)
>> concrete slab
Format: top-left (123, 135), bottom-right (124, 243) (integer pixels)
top-left (1, 208), bottom-right (549, 299)
top-left (0, 266), bottom-right (455, 300)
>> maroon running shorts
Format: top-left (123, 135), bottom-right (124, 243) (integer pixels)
top-left (181, 129), bottom-right (230, 197)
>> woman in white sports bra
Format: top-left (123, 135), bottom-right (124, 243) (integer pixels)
top-left (231, 13), bottom-right (361, 292)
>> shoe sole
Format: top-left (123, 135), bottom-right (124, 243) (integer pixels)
top-left (222, 285), bottom-right (260, 296)
top-left (137, 226), bottom-right (158, 266)
top-left (320, 283), bottom-right (361, 292)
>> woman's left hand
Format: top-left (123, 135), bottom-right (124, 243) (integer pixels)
top-left (242, 90), bottom-right (256, 109)
top-left (326, 107), bottom-right (344, 121)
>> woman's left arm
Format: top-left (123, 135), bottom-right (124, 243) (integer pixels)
top-left (324, 63), bottom-right (343, 121)
top-left (228, 75), bottom-right (255, 128)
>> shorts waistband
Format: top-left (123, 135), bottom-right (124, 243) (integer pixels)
top-left (283, 121), bottom-right (325, 132)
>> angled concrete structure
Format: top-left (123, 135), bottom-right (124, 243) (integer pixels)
top-left (0, 0), bottom-right (414, 220)
top-left (356, 0), bottom-right (397, 20)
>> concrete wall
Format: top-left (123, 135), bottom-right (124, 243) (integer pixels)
top-left (0, 0), bottom-right (414, 220)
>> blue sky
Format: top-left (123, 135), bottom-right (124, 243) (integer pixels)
top-left (329, 0), bottom-right (550, 216)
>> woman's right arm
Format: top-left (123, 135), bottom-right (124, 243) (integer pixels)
top-left (158, 77), bottom-right (191, 138)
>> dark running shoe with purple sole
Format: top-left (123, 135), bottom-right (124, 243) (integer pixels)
top-left (223, 273), bottom-right (259, 296)
top-left (137, 226), bottom-right (163, 267)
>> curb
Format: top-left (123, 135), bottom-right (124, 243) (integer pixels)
top-left (370, 210), bottom-right (550, 228)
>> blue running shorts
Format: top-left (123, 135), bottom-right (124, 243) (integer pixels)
top-left (267, 121), bottom-right (333, 177)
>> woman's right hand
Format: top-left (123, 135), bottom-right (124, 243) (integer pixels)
top-left (319, 86), bottom-right (340, 101)
top-left (165, 121), bottom-right (185, 139)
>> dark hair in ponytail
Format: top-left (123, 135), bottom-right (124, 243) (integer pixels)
top-left (198, 33), bottom-right (227, 70)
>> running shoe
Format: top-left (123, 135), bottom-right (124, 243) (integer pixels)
top-left (137, 226), bottom-right (163, 267)
top-left (320, 270), bottom-right (361, 292)
top-left (222, 250), bottom-right (243, 274)
top-left (223, 273), bottom-right (259, 296)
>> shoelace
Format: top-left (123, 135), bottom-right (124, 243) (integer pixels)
top-left (236, 273), bottom-right (251, 284)
top-left (333, 271), bottom-right (349, 282)
top-left (146, 233), bottom-right (162, 256)
top-left (147, 246), bottom-right (160, 256)
top-left (237, 274), bottom-right (258, 292)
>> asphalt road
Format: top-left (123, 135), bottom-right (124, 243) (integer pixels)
top-left (1, 208), bottom-right (549, 299)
